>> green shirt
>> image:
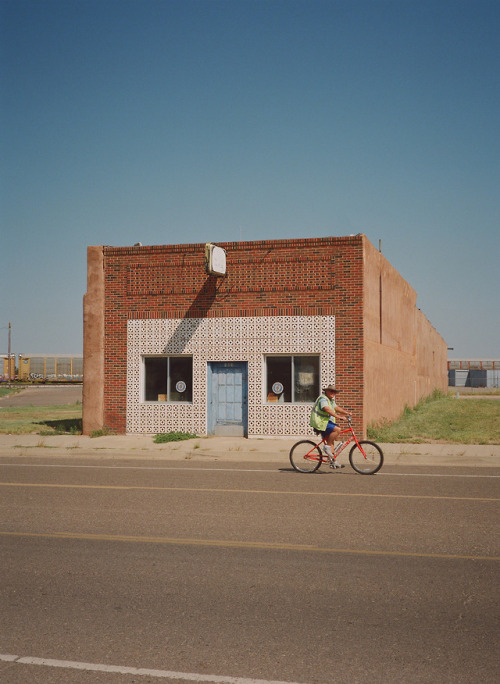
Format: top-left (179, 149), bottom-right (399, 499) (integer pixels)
top-left (310, 393), bottom-right (336, 431)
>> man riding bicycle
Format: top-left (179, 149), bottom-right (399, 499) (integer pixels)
top-left (310, 385), bottom-right (351, 462)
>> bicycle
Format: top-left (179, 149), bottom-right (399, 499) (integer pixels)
top-left (289, 417), bottom-right (384, 475)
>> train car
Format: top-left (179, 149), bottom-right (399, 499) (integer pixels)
top-left (18, 354), bottom-right (83, 382)
top-left (0, 355), bottom-right (16, 381)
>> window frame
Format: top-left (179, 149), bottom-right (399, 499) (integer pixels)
top-left (141, 355), bottom-right (193, 404)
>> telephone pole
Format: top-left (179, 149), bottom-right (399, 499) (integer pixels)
top-left (8, 322), bottom-right (12, 382)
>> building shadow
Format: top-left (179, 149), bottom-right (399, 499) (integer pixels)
top-left (164, 276), bottom-right (221, 353)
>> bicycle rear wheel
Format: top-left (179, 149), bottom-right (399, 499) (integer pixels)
top-left (349, 441), bottom-right (384, 474)
top-left (289, 440), bottom-right (323, 473)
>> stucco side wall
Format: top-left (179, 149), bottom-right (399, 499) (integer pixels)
top-left (364, 339), bottom-right (417, 428)
top-left (82, 246), bottom-right (105, 434)
top-left (363, 238), bottom-right (447, 430)
top-left (416, 308), bottom-right (448, 398)
top-left (363, 239), bottom-right (417, 430)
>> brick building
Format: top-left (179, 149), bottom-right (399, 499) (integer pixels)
top-left (83, 234), bottom-right (447, 437)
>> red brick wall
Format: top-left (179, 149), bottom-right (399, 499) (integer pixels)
top-left (99, 236), bottom-right (365, 433)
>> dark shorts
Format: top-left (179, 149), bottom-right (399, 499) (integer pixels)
top-left (321, 421), bottom-right (337, 438)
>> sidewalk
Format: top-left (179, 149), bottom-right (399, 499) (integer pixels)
top-left (0, 433), bottom-right (499, 467)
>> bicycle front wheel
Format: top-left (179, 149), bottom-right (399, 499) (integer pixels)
top-left (349, 441), bottom-right (384, 474)
top-left (289, 440), bottom-right (323, 473)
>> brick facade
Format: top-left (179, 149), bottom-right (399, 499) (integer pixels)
top-left (83, 234), bottom-right (447, 436)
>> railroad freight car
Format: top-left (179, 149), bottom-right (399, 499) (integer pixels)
top-left (1, 355), bottom-right (16, 381)
top-left (18, 354), bottom-right (83, 382)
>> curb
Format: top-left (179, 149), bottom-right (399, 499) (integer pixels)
top-left (0, 434), bottom-right (499, 467)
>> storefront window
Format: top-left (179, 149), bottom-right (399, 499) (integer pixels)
top-left (144, 356), bottom-right (193, 402)
top-left (266, 356), bottom-right (320, 403)
top-left (293, 356), bottom-right (320, 402)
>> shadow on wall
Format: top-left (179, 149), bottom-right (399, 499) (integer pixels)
top-left (164, 276), bottom-right (221, 353)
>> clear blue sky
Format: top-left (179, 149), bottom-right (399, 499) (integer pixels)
top-left (1, 0), bottom-right (499, 359)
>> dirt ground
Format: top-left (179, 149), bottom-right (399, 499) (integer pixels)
top-left (451, 387), bottom-right (500, 399)
top-left (0, 384), bottom-right (82, 407)
top-left (451, 386), bottom-right (499, 393)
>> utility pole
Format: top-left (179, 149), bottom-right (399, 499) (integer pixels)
top-left (8, 322), bottom-right (12, 382)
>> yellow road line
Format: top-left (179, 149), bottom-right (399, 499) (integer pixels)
top-left (0, 482), bottom-right (498, 502)
top-left (0, 530), bottom-right (498, 561)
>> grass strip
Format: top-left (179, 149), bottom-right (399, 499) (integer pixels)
top-left (0, 404), bottom-right (82, 435)
top-left (368, 391), bottom-right (500, 444)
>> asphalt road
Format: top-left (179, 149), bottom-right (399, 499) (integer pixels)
top-left (1, 457), bottom-right (499, 684)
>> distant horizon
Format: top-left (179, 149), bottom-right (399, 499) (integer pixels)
top-left (0, 225), bottom-right (498, 359)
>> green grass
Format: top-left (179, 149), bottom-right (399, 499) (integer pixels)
top-left (368, 391), bottom-right (500, 444)
top-left (89, 427), bottom-right (115, 438)
top-left (154, 431), bottom-right (198, 443)
top-left (0, 386), bottom-right (21, 399)
top-left (0, 404), bottom-right (83, 435)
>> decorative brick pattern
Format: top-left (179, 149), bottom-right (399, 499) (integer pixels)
top-left (127, 254), bottom-right (337, 297)
top-left (127, 315), bottom-right (335, 436)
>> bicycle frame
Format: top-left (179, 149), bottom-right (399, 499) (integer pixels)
top-left (306, 420), bottom-right (367, 464)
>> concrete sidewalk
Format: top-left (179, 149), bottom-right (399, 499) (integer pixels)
top-left (0, 433), bottom-right (499, 467)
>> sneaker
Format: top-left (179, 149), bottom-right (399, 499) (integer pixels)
top-left (329, 459), bottom-right (345, 469)
top-left (323, 445), bottom-right (333, 458)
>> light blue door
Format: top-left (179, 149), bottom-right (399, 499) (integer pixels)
top-left (208, 362), bottom-right (248, 436)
